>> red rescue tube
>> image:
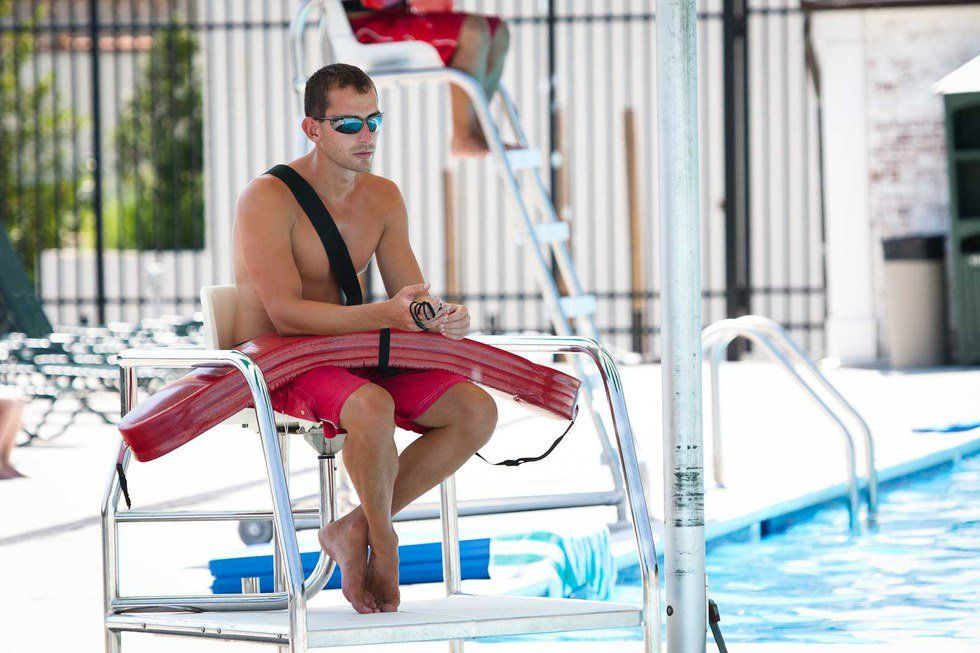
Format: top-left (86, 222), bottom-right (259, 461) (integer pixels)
top-left (119, 331), bottom-right (580, 462)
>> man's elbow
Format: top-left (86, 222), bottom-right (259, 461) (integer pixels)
top-left (267, 304), bottom-right (302, 336)
top-left (272, 321), bottom-right (300, 337)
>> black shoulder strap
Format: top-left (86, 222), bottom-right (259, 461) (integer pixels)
top-left (265, 164), bottom-right (363, 306)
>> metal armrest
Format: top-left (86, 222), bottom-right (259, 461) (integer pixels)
top-left (104, 348), bottom-right (318, 620)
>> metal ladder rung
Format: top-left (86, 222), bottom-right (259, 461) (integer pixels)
top-left (560, 295), bottom-right (598, 319)
top-left (504, 147), bottom-right (544, 171)
top-left (531, 221), bottom-right (571, 244)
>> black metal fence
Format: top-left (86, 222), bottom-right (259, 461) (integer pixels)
top-left (0, 0), bottom-right (826, 358)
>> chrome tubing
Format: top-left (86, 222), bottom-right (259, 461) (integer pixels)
top-left (110, 349), bottom-right (309, 652)
top-left (105, 360), bottom-right (338, 615)
top-left (274, 432), bottom-right (290, 598)
top-left (106, 338), bottom-right (658, 649)
top-left (101, 366), bottom-right (136, 653)
top-left (701, 323), bottom-right (862, 532)
top-left (474, 335), bottom-right (662, 653)
top-left (289, 0), bottom-right (317, 94)
top-left (733, 315), bottom-right (878, 520)
top-left (440, 473), bottom-right (464, 653)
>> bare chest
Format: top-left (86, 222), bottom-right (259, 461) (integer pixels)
top-left (290, 207), bottom-right (382, 286)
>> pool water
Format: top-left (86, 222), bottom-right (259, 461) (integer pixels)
top-left (686, 452), bottom-right (980, 644)
top-left (489, 452), bottom-right (980, 645)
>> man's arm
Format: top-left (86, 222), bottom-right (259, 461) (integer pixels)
top-left (374, 181), bottom-right (428, 299)
top-left (238, 179), bottom-right (418, 335)
top-left (375, 182), bottom-right (470, 338)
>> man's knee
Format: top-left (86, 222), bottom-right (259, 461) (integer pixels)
top-left (490, 20), bottom-right (510, 56)
top-left (341, 384), bottom-right (395, 437)
top-left (459, 15), bottom-right (492, 53)
top-left (452, 384), bottom-right (497, 445)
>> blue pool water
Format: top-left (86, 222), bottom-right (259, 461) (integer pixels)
top-left (491, 452), bottom-right (980, 645)
top-left (687, 452), bottom-right (980, 644)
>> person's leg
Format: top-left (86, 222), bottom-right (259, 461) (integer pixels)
top-left (387, 382), bottom-right (496, 515)
top-left (347, 382), bottom-right (497, 608)
top-left (0, 397), bottom-right (25, 480)
top-left (448, 15), bottom-right (493, 156)
top-left (318, 383), bottom-right (399, 614)
top-left (482, 19), bottom-right (510, 100)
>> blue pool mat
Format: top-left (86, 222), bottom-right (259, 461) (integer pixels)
top-left (210, 538), bottom-right (491, 594)
top-left (912, 421), bottom-right (980, 434)
top-left (209, 524), bottom-right (617, 599)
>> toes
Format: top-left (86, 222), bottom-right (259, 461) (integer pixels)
top-left (363, 590), bottom-right (378, 612)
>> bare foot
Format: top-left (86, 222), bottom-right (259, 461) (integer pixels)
top-left (451, 131), bottom-right (523, 157)
top-left (318, 518), bottom-right (378, 614)
top-left (451, 131), bottom-right (491, 157)
top-left (0, 465), bottom-right (25, 480)
top-left (366, 532), bottom-right (401, 612)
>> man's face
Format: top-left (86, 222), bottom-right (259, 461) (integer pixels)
top-left (314, 86), bottom-right (381, 173)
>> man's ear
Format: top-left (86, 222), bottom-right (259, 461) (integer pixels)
top-left (301, 117), bottom-right (320, 142)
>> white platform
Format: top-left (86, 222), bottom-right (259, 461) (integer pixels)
top-left (106, 594), bottom-right (641, 648)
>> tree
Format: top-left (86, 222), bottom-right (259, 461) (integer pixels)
top-left (112, 21), bottom-right (204, 250)
top-left (0, 0), bottom-right (84, 277)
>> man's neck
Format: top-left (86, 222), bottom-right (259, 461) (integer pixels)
top-left (301, 149), bottom-right (359, 202)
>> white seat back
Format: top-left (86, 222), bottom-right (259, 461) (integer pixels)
top-left (321, 0), bottom-right (444, 72)
top-left (199, 284), bottom-right (322, 430)
top-left (200, 285), bottom-right (238, 350)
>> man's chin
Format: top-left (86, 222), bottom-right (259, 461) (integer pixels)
top-left (350, 155), bottom-right (374, 172)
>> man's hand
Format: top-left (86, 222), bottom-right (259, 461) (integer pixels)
top-left (436, 303), bottom-right (470, 340)
top-left (385, 283), bottom-right (434, 331)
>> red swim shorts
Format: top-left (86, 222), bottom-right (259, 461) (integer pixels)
top-left (271, 365), bottom-right (467, 438)
top-left (348, 9), bottom-right (503, 66)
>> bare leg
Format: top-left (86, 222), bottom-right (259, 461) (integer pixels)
top-left (0, 398), bottom-right (25, 481)
top-left (358, 384), bottom-right (497, 608)
top-left (324, 383), bottom-right (496, 611)
top-left (482, 21), bottom-right (510, 101)
top-left (318, 384), bottom-right (398, 614)
top-left (448, 16), bottom-right (492, 156)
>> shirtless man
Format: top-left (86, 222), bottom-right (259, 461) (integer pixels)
top-left (231, 63), bottom-right (498, 614)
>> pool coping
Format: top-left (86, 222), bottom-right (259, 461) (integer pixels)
top-left (612, 435), bottom-right (980, 569)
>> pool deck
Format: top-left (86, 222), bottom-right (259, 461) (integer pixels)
top-left (1, 360), bottom-right (977, 651)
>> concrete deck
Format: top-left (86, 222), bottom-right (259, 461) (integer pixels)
top-left (1, 360), bottom-right (977, 651)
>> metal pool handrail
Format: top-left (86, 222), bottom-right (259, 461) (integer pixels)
top-left (702, 317), bottom-right (878, 532)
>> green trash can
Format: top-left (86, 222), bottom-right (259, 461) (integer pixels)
top-left (882, 235), bottom-right (947, 367)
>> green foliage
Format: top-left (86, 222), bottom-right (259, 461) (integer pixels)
top-left (1, 4), bottom-right (205, 270)
top-left (0, 0), bottom-right (86, 275)
top-left (113, 22), bottom-right (204, 250)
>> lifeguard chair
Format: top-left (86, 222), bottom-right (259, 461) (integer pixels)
top-left (102, 332), bottom-right (659, 651)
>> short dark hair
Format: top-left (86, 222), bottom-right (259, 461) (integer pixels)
top-left (304, 63), bottom-right (376, 118)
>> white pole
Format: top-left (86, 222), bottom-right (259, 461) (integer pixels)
top-left (656, 0), bottom-right (706, 651)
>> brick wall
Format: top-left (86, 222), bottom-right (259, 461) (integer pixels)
top-left (863, 6), bottom-right (980, 239)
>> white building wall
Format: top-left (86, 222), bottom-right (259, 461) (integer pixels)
top-left (812, 5), bottom-right (980, 363)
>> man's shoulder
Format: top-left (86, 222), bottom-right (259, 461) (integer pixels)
top-left (236, 175), bottom-right (295, 227)
top-left (358, 171), bottom-right (401, 199)
top-left (240, 174), bottom-right (295, 209)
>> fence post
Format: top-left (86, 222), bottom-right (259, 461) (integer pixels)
top-left (723, 0), bottom-right (750, 357)
top-left (89, 0), bottom-right (107, 324)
